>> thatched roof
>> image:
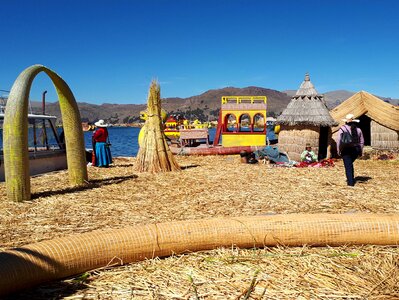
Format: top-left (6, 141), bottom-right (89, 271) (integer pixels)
top-left (330, 91), bottom-right (399, 133)
top-left (295, 73), bottom-right (318, 96)
top-left (277, 73), bottom-right (338, 127)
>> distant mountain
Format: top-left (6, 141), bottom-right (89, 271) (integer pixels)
top-left (31, 86), bottom-right (292, 124)
top-left (282, 89), bottom-right (356, 109)
top-left (162, 86), bottom-right (291, 120)
top-left (281, 90), bottom-right (296, 97)
top-left (30, 101), bottom-right (147, 124)
top-left (282, 90), bottom-right (399, 109)
top-left (323, 90), bottom-right (357, 109)
top-left (28, 87), bottom-right (397, 124)
top-left (379, 96), bottom-right (399, 106)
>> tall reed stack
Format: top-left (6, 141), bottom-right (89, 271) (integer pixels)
top-left (135, 81), bottom-right (180, 172)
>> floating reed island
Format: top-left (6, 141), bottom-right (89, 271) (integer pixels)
top-left (0, 155), bottom-right (398, 299)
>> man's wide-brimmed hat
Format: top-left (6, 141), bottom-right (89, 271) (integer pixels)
top-left (342, 113), bottom-right (360, 123)
top-left (94, 119), bottom-right (110, 127)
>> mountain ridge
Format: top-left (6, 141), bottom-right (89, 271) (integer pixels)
top-left (27, 87), bottom-right (399, 124)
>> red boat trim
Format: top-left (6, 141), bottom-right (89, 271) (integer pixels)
top-left (170, 145), bottom-right (265, 155)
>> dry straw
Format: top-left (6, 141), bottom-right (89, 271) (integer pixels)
top-left (135, 80), bottom-right (180, 172)
top-left (0, 155), bottom-right (398, 298)
top-left (1, 213), bottom-right (398, 296)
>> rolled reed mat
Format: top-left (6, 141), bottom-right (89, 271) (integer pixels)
top-left (1, 213), bottom-right (399, 296)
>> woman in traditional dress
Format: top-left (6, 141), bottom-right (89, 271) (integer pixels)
top-left (92, 120), bottom-right (112, 167)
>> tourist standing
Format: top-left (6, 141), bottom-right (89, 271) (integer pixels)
top-left (336, 114), bottom-right (364, 186)
top-left (92, 120), bottom-right (112, 167)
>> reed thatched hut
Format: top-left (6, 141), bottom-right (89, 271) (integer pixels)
top-left (277, 73), bottom-right (338, 161)
top-left (330, 91), bottom-right (399, 149)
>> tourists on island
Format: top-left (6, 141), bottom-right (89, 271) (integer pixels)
top-left (92, 120), bottom-right (112, 167)
top-left (301, 144), bottom-right (318, 164)
top-left (266, 117), bottom-right (278, 145)
top-left (336, 113), bottom-right (364, 187)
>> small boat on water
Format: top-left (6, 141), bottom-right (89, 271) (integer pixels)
top-left (164, 114), bottom-right (211, 140)
top-left (0, 112), bottom-right (67, 181)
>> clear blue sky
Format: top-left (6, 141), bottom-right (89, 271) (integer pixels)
top-left (1, 0), bottom-right (399, 104)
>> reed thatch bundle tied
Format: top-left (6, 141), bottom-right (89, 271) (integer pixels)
top-left (135, 81), bottom-right (180, 172)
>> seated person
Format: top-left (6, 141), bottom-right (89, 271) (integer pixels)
top-left (301, 144), bottom-right (318, 163)
top-left (266, 118), bottom-right (278, 145)
top-left (254, 145), bottom-right (289, 164)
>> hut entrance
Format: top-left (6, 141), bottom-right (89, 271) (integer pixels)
top-left (318, 126), bottom-right (329, 160)
top-left (358, 114), bottom-right (371, 146)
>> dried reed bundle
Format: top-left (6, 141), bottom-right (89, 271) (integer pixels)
top-left (135, 81), bottom-right (180, 172)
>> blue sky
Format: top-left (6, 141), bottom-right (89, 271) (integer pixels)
top-left (1, 0), bottom-right (399, 104)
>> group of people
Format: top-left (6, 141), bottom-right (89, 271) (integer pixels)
top-left (90, 113), bottom-right (364, 185)
top-left (262, 113), bottom-right (365, 186)
top-left (299, 113), bottom-right (364, 186)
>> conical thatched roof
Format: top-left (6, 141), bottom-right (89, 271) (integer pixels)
top-left (295, 73), bottom-right (318, 96)
top-left (277, 73), bottom-right (338, 127)
top-left (330, 91), bottom-right (399, 132)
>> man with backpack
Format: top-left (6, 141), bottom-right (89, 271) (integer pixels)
top-left (336, 114), bottom-right (364, 186)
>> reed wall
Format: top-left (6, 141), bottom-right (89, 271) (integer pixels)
top-left (371, 120), bottom-right (399, 149)
top-left (278, 125), bottom-right (320, 161)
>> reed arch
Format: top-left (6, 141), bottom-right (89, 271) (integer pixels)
top-left (3, 65), bottom-right (88, 202)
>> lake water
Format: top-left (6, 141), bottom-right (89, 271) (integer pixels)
top-left (84, 127), bottom-right (217, 157)
top-left (0, 126), bottom-right (216, 157)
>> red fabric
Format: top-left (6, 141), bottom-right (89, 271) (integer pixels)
top-left (93, 127), bottom-right (108, 142)
top-left (92, 150), bottom-right (96, 165)
top-left (295, 159), bottom-right (335, 168)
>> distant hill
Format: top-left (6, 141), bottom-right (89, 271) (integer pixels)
top-left (379, 96), bottom-right (399, 106)
top-left (282, 90), bottom-right (399, 109)
top-left (282, 89), bottom-right (356, 109)
top-left (31, 86), bottom-right (292, 124)
top-left (323, 90), bottom-right (357, 109)
top-left (30, 101), bottom-right (147, 124)
top-left (28, 87), bottom-right (398, 124)
top-left (162, 86), bottom-right (291, 120)
top-left (281, 90), bottom-right (296, 97)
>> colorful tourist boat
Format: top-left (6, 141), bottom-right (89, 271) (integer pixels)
top-left (164, 114), bottom-right (184, 139)
top-left (169, 96), bottom-right (270, 155)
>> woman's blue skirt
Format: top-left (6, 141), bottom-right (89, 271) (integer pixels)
top-left (95, 142), bottom-right (113, 167)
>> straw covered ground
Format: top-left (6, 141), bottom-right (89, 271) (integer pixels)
top-left (1, 155), bottom-right (399, 299)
